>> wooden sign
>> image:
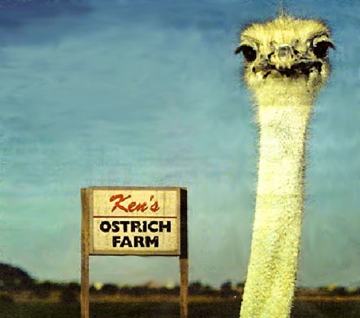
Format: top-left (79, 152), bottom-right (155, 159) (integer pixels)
top-left (90, 187), bottom-right (183, 255)
top-left (80, 186), bottom-right (188, 318)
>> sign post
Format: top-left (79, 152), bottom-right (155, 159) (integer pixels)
top-left (80, 187), bottom-right (188, 318)
top-left (80, 189), bottom-right (90, 318)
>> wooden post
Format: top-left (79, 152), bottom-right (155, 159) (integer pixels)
top-left (179, 257), bottom-right (189, 318)
top-left (179, 188), bottom-right (188, 318)
top-left (81, 189), bottom-right (90, 318)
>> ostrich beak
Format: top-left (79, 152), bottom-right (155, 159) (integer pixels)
top-left (269, 44), bottom-right (297, 70)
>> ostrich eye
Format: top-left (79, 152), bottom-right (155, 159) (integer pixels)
top-left (312, 41), bottom-right (334, 58)
top-left (235, 45), bottom-right (257, 62)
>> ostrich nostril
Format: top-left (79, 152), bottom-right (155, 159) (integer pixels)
top-left (278, 45), bottom-right (292, 58)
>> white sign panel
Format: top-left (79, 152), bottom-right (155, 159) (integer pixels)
top-left (87, 187), bottom-right (186, 256)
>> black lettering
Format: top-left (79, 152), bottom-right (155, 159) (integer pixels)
top-left (134, 236), bottom-right (145, 247)
top-left (120, 221), bottom-right (130, 232)
top-left (146, 236), bottom-right (159, 247)
top-left (112, 221), bottom-right (120, 232)
top-left (159, 221), bottom-right (171, 232)
top-left (100, 221), bottom-right (111, 232)
top-left (112, 236), bottom-right (121, 247)
top-left (148, 221), bottom-right (158, 232)
top-left (120, 236), bottom-right (132, 247)
top-left (131, 221), bottom-right (142, 232)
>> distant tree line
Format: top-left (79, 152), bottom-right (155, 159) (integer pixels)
top-left (0, 263), bottom-right (242, 297)
top-left (89, 280), bottom-right (241, 297)
top-left (2, 262), bottom-right (360, 302)
top-left (0, 263), bottom-right (34, 290)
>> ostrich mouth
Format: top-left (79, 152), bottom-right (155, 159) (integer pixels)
top-left (259, 61), bottom-right (323, 79)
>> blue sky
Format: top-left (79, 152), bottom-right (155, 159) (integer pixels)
top-left (0, 0), bottom-right (359, 288)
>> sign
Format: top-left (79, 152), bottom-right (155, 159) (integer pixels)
top-left (80, 186), bottom-right (188, 318)
top-left (88, 187), bottom-right (185, 255)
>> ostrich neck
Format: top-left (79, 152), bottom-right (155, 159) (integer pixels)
top-left (240, 95), bottom-right (313, 318)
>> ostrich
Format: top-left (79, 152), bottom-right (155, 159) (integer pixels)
top-left (235, 14), bottom-right (334, 318)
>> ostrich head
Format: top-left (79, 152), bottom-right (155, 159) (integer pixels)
top-left (235, 15), bottom-right (334, 105)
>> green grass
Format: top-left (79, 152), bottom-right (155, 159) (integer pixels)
top-left (1, 301), bottom-right (360, 318)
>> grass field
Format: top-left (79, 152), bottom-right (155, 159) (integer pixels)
top-left (1, 300), bottom-right (360, 318)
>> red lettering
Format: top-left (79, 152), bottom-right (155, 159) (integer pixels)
top-left (128, 201), bottom-right (137, 212)
top-left (150, 201), bottom-right (160, 212)
top-left (109, 193), bottom-right (160, 213)
top-left (109, 194), bottom-right (131, 212)
top-left (136, 202), bottom-right (148, 212)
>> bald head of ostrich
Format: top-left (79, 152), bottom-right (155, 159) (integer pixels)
top-left (235, 15), bottom-right (334, 318)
